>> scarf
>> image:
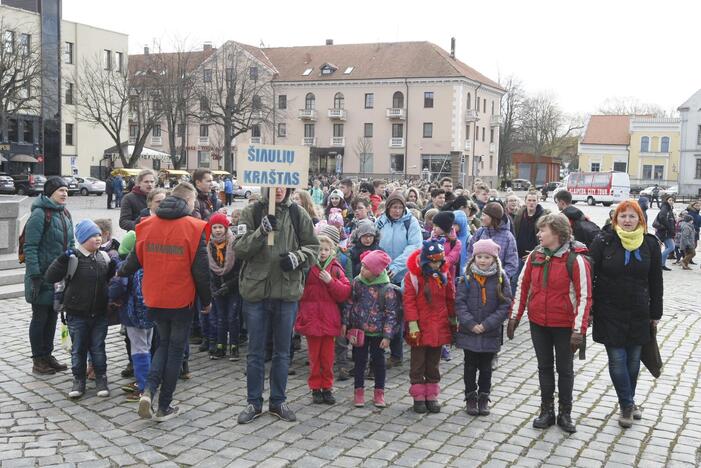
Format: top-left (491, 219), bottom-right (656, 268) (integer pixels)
top-left (422, 262), bottom-right (447, 287)
top-left (530, 246), bottom-right (561, 286)
top-left (615, 225), bottom-right (644, 265)
top-left (357, 270), bottom-right (390, 286)
top-left (208, 229), bottom-right (236, 276)
top-left (469, 262), bottom-right (498, 304)
top-left (317, 254), bottom-right (334, 271)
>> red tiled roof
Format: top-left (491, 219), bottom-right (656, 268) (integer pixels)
top-left (581, 115), bottom-right (631, 145)
top-left (128, 48), bottom-right (216, 77)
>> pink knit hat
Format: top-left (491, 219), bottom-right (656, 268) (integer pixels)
top-left (472, 239), bottom-right (501, 259)
top-left (360, 250), bottom-right (391, 276)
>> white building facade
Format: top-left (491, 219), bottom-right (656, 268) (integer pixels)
top-left (678, 89), bottom-right (701, 197)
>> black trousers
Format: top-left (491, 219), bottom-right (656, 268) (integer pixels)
top-left (463, 350), bottom-right (495, 394)
top-left (529, 322), bottom-right (574, 406)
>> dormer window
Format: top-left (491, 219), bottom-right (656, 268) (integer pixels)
top-left (344, 66), bottom-right (354, 75)
top-left (320, 63), bottom-right (338, 75)
top-left (302, 68), bottom-right (313, 76)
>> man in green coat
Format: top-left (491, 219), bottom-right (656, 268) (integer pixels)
top-left (235, 187), bottom-right (318, 424)
top-left (24, 176), bottom-right (75, 374)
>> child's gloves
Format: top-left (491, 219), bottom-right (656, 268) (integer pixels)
top-left (407, 321), bottom-right (421, 347)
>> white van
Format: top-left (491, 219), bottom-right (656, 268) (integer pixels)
top-left (558, 171), bottom-right (630, 206)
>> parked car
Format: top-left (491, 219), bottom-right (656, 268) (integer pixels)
top-left (661, 185), bottom-right (678, 198)
top-left (61, 175), bottom-right (80, 196)
top-left (511, 179), bottom-right (532, 190)
top-left (536, 181), bottom-right (561, 192)
top-left (640, 186), bottom-right (659, 197)
top-left (10, 173), bottom-right (45, 196)
top-left (76, 176), bottom-right (105, 196)
top-left (0, 173), bottom-right (16, 194)
top-left (233, 184), bottom-right (260, 199)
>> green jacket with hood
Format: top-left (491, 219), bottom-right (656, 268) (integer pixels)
top-left (235, 190), bottom-right (319, 303)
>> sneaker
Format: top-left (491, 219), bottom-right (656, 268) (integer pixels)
top-left (269, 403), bottom-right (297, 422)
top-left (440, 346), bottom-right (452, 361)
top-left (209, 348), bottom-right (226, 360)
top-left (68, 378), bottom-right (86, 399)
top-left (237, 404), bottom-right (262, 424)
top-left (125, 390), bottom-right (142, 402)
top-left (618, 405), bottom-right (634, 428)
top-left (120, 363), bottom-right (133, 378)
top-left (373, 389), bottom-right (386, 408)
top-left (354, 388), bottom-right (365, 407)
top-left (321, 389), bottom-right (336, 405)
top-left (154, 406), bottom-right (180, 422)
top-left (386, 356), bottom-right (403, 369)
top-left (312, 390), bottom-right (324, 404)
top-left (95, 375), bottom-right (110, 397)
top-left (121, 381), bottom-right (138, 393)
top-left (138, 394), bottom-right (153, 419)
top-left (633, 405), bottom-right (643, 420)
top-left (229, 345), bottom-right (240, 361)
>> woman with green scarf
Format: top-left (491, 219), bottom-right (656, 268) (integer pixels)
top-left (589, 200), bottom-right (663, 429)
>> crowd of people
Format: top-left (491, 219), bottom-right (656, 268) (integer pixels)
top-left (23, 169), bottom-right (678, 431)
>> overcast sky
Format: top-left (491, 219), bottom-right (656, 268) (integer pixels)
top-left (63, 0), bottom-right (699, 116)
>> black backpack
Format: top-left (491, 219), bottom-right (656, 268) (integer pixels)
top-left (573, 218), bottom-right (601, 248)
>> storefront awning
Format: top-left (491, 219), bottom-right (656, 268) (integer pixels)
top-left (10, 154), bottom-right (38, 163)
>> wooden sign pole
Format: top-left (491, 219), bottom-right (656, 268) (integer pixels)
top-left (267, 188), bottom-right (276, 246)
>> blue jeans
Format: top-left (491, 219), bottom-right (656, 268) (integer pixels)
top-left (244, 300), bottom-right (297, 409)
top-left (200, 304), bottom-right (218, 349)
top-left (661, 238), bottom-right (675, 266)
top-left (66, 315), bottom-right (108, 379)
top-left (214, 293), bottom-right (240, 347)
top-left (147, 307), bottom-right (193, 412)
top-left (29, 304), bottom-right (57, 358)
top-left (605, 345), bottom-right (642, 409)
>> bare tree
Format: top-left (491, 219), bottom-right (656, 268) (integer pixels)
top-left (497, 75), bottom-right (524, 181)
top-left (518, 93), bottom-right (583, 162)
top-left (598, 97), bottom-right (668, 117)
top-left (354, 137), bottom-right (373, 177)
top-left (195, 41), bottom-right (276, 173)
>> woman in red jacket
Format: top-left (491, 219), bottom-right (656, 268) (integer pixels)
top-left (295, 234), bottom-right (351, 405)
top-left (403, 239), bottom-right (456, 414)
top-left (507, 213), bottom-right (592, 434)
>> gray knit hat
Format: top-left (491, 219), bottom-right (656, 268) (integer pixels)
top-left (316, 223), bottom-right (340, 245)
top-left (354, 219), bottom-right (378, 240)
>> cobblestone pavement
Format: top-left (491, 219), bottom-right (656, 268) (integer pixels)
top-left (1, 262), bottom-right (700, 468)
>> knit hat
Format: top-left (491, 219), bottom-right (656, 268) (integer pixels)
top-left (118, 231), bottom-right (136, 257)
top-left (75, 219), bottom-right (101, 244)
top-left (44, 176), bottom-right (68, 197)
top-left (472, 238), bottom-right (501, 259)
top-left (354, 219), bottom-right (378, 240)
top-left (209, 213), bottom-right (230, 229)
top-left (432, 211), bottom-right (455, 234)
top-left (360, 250), bottom-right (391, 276)
top-left (482, 202), bottom-right (504, 221)
top-left (315, 222), bottom-right (340, 245)
top-left (420, 239), bottom-right (445, 265)
top-left (385, 192), bottom-right (407, 214)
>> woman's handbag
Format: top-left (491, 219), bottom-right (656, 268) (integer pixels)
top-left (346, 328), bottom-right (365, 348)
top-left (641, 324), bottom-right (662, 378)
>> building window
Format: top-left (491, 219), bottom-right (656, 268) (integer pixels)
top-left (613, 162), bottom-right (627, 172)
top-left (153, 124), bottom-right (161, 137)
top-left (277, 123), bottom-right (286, 137)
top-left (467, 93), bottom-right (471, 109)
top-left (7, 119), bottom-right (17, 142)
top-left (64, 42), bottom-right (73, 64)
top-left (65, 123), bottom-right (74, 146)
top-left (305, 93), bottom-right (315, 110)
top-left (696, 159), bottom-right (701, 179)
top-left (129, 125), bottom-right (138, 138)
top-left (641, 136), bottom-right (649, 153)
top-left (653, 165), bottom-right (664, 180)
top-left (491, 101), bottom-right (495, 114)
top-left (177, 124), bottom-right (185, 137)
top-left (333, 123), bottom-right (344, 137)
top-left (661, 136), bottom-right (670, 153)
top-left (4, 30), bottom-right (14, 53)
top-left (115, 52), bottom-right (123, 72)
top-left (393, 91), bottom-right (404, 109)
top-left (424, 92), bottom-right (434, 108)
top-left (200, 96), bottom-right (209, 111)
top-left (423, 123), bottom-right (433, 138)
top-left (304, 123), bottom-right (314, 138)
top-left (482, 127), bottom-right (486, 141)
top-left (475, 125), bottom-right (479, 139)
top-left (591, 162), bottom-right (600, 172)
top-left (333, 92), bottom-right (344, 109)
top-left (278, 95), bottom-right (287, 109)
top-left (197, 151), bottom-right (210, 168)
top-left (199, 124), bottom-right (209, 137)
top-left (465, 125), bottom-right (470, 140)
top-left (490, 128), bottom-right (494, 143)
top-left (476, 97), bottom-right (480, 113)
top-left (364, 123), bottom-right (373, 138)
top-left (19, 33), bottom-right (30, 56)
top-left (364, 93), bottom-right (374, 109)
top-left (489, 155), bottom-right (493, 170)
top-left (252, 95), bottom-right (262, 110)
top-left (65, 83), bottom-right (74, 105)
top-left (103, 50), bottom-right (112, 70)
top-left (391, 154), bottom-right (405, 173)
top-left (697, 126), bottom-right (701, 145)
top-left (392, 123), bottom-right (404, 138)
top-left (249, 66), bottom-right (258, 80)
top-left (252, 124), bottom-right (261, 138)
top-left (203, 69), bottom-right (212, 83)
top-left (483, 99), bottom-right (486, 113)
top-left (23, 120), bottom-right (33, 143)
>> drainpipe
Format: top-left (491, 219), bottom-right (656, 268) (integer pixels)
top-left (472, 83), bottom-right (482, 187)
top-left (404, 78), bottom-right (409, 178)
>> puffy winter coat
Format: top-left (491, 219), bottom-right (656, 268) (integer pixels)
top-left (295, 259), bottom-right (351, 337)
top-left (23, 195), bottom-right (75, 305)
top-left (510, 241), bottom-right (592, 335)
top-left (454, 269), bottom-right (512, 353)
top-left (439, 233), bottom-right (462, 279)
top-left (119, 188), bottom-right (148, 231)
top-left (686, 205), bottom-right (701, 240)
top-left (680, 220), bottom-right (695, 251)
top-left (466, 222), bottom-right (519, 280)
top-left (403, 250), bottom-right (455, 347)
top-left (589, 230), bottom-right (663, 346)
top-left (655, 201), bottom-right (676, 241)
top-left (376, 208), bottom-right (423, 284)
top-left (342, 276), bottom-right (400, 339)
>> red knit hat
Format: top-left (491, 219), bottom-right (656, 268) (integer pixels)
top-left (360, 250), bottom-right (391, 276)
top-left (209, 213), bottom-right (230, 228)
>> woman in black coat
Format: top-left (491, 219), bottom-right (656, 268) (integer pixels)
top-left (589, 200), bottom-right (663, 429)
top-left (655, 194), bottom-right (676, 270)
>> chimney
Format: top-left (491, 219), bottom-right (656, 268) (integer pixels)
top-left (144, 45), bottom-right (149, 55)
top-left (203, 42), bottom-right (212, 51)
top-left (325, 39), bottom-right (333, 46)
top-left (450, 37), bottom-right (455, 59)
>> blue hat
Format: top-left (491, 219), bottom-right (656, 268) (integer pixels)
top-left (75, 219), bottom-right (101, 244)
top-left (420, 238), bottom-right (445, 266)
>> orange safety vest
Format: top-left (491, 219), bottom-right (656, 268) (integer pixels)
top-left (135, 215), bottom-right (207, 309)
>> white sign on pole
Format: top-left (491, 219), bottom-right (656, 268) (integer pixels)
top-left (237, 144), bottom-right (309, 189)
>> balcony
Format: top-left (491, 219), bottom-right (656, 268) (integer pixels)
top-left (464, 140), bottom-right (472, 152)
top-left (198, 136), bottom-right (209, 145)
top-left (128, 136), bottom-right (136, 144)
top-left (298, 108), bottom-right (317, 121)
top-left (151, 136), bottom-right (162, 146)
top-left (250, 137), bottom-right (261, 144)
top-left (328, 108), bottom-right (347, 120)
top-left (386, 108), bottom-right (406, 120)
top-left (330, 136), bottom-right (345, 147)
top-left (490, 115), bottom-right (501, 126)
top-left (465, 109), bottom-right (478, 121)
top-left (389, 137), bottom-right (405, 148)
top-left (489, 143), bottom-right (496, 153)
top-left (302, 137), bottom-right (316, 146)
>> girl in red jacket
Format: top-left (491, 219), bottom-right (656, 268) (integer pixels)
top-left (295, 234), bottom-right (351, 405)
top-left (403, 239), bottom-right (456, 413)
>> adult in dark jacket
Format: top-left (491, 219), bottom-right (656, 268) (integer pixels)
top-left (466, 202), bottom-right (519, 282)
top-left (105, 174), bottom-right (114, 209)
top-left (24, 177), bottom-right (75, 375)
top-left (113, 175), bottom-right (124, 208)
top-left (119, 169), bottom-right (156, 231)
top-left (655, 194), bottom-right (676, 270)
top-left (192, 169), bottom-right (221, 221)
top-left (513, 192), bottom-right (550, 270)
top-left (589, 200), bottom-right (663, 428)
top-left (637, 195), bottom-right (649, 226)
top-left (685, 201), bottom-right (701, 243)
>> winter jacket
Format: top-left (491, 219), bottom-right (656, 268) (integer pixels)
top-left (680, 220), bottom-right (696, 251)
top-left (655, 201), bottom-right (676, 240)
top-left (466, 222), bottom-right (519, 281)
top-left (434, 233), bottom-right (461, 279)
top-left (342, 275), bottom-right (400, 339)
top-left (109, 263), bottom-right (152, 329)
top-left (235, 195), bottom-right (319, 303)
top-left (453, 210), bottom-right (471, 274)
top-left (454, 269), bottom-right (512, 353)
top-left (335, 249), bottom-right (354, 280)
top-left (224, 179), bottom-right (234, 194)
top-left (45, 246), bottom-right (115, 318)
top-left (112, 176), bottom-right (124, 196)
top-left (376, 207), bottom-right (423, 284)
top-left (686, 205), bottom-right (701, 240)
top-left (192, 188), bottom-right (221, 221)
top-left (403, 250), bottom-right (455, 347)
top-left (513, 205), bottom-right (549, 258)
top-left (119, 188), bottom-right (148, 231)
top-left (295, 259), bottom-right (351, 337)
top-left (105, 176), bottom-right (114, 195)
top-left (589, 230), bottom-right (663, 347)
top-left (349, 242), bottom-right (381, 278)
top-left (23, 195), bottom-right (75, 305)
top-left (510, 241), bottom-right (592, 335)
top-left (562, 206), bottom-right (600, 247)
top-left (369, 193), bottom-right (383, 217)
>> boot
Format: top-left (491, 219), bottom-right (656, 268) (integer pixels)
top-left (353, 388), bottom-right (365, 407)
top-left (32, 357), bottom-right (56, 375)
top-left (409, 384), bottom-right (426, 413)
top-left (45, 355), bottom-right (68, 371)
top-left (533, 400), bottom-right (556, 429)
top-left (68, 378), bottom-right (86, 399)
top-left (95, 375), bottom-right (110, 397)
top-left (478, 393), bottom-right (491, 416)
top-left (373, 388), bottom-right (386, 408)
top-left (618, 405), bottom-right (634, 428)
top-left (557, 403), bottom-right (577, 433)
top-left (465, 391), bottom-right (479, 416)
